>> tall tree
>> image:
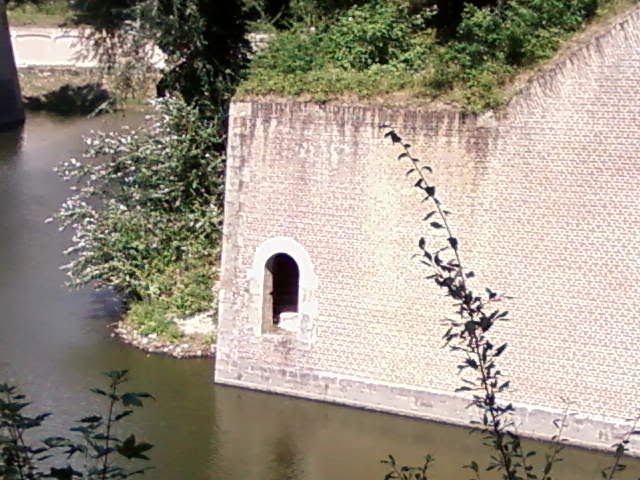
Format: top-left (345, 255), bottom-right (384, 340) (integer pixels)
top-left (70, 0), bottom-right (250, 117)
top-left (153, 0), bottom-right (250, 116)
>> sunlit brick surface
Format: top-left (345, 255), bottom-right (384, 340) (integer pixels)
top-left (216, 6), bottom-right (640, 450)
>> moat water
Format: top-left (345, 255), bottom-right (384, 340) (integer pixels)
top-left (0, 112), bottom-right (638, 480)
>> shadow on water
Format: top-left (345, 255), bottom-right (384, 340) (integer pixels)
top-left (268, 432), bottom-right (302, 480)
top-left (24, 83), bottom-right (113, 116)
top-left (0, 124), bottom-right (24, 159)
top-left (87, 289), bottom-right (125, 324)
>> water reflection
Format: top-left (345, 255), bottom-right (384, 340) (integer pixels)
top-left (268, 432), bottom-right (301, 480)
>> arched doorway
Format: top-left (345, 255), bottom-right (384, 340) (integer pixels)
top-left (263, 253), bottom-right (300, 330)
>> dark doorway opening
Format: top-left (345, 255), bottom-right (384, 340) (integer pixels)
top-left (263, 253), bottom-right (300, 329)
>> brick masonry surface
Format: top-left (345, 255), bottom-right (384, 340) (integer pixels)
top-left (216, 6), bottom-right (640, 452)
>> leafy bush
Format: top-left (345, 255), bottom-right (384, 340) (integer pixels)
top-left (126, 300), bottom-right (183, 341)
top-left (424, 0), bottom-right (600, 110)
top-left (6, 0), bottom-right (71, 27)
top-left (240, 0), bottom-right (617, 111)
top-left (54, 96), bottom-right (222, 333)
top-left (242, 0), bottom-right (368, 28)
top-left (319, 1), bottom-right (421, 70)
top-left (251, 30), bottom-right (323, 74)
top-left (69, 0), bottom-right (251, 116)
top-left (125, 259), bottom-right (217, 341)
top-left (238, 0), bottom-right (434, 99)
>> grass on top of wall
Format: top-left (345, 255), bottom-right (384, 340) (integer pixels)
top-left (238, 0), bottom-right (640, 112)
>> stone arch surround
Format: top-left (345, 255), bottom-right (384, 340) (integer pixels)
top-left (249, 237), bottom-right (318, 336)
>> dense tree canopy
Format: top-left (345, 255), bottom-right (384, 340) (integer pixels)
top-left (243, 0), bottom-right (535, 35)
top-left (152, 0), bottom-right (249, 113)
top-left (67, 0), bottom-right (249, 116)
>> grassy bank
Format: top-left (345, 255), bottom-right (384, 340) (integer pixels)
top-left (123, 261), bottom-right (217, 346)
top-left (19, 67), bottom-right (159, 115)
top-left (238, 0), bottom-right (639, 112)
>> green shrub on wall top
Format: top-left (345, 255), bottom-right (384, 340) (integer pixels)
top-left (238, 0), bottom-right (435, 99)
top-left (239, 0), bottom-right (616, 111)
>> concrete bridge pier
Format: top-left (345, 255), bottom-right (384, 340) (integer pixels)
top-left (0, 0), bottom-right (24, 131)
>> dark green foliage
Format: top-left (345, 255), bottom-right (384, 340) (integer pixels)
top-left (68, 0), bottom-right (251, 116)
top-left (152, 0), bottom-right (250, 115)
top-left (0, 371), bottom-right (152, 480)
top-left (428, 0), bottom-right (601, 109)
top-left (321, 1), bottom-right (423, 69)
top-left (241, 0), bottom-right (614, 111)
top-left (0, 384), bottom-right (52, 480)
top-left (243, 0), bottom-right (365, 27)
top-left (6, 0), bottom-right (51, 5)
top-left (5, 0), bottom-right (71, 26)
top-left (70, 0), bottom-right (139, 31)
top-left (54, 96), bottom-right (222, 308)
top-left (239, 0), bottom-right (435, 98)
top-left (254, 0), bottom-right (428, 71)
top-left (430, 0), bottom-right (497, 37)
top-left (382, 454), bottom-right (434, 480)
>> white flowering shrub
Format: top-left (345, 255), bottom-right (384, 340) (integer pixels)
top-left (55, 97), bottom-right (223, 317)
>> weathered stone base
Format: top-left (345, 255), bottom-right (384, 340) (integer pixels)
top-left (215, 361), bottom-right (640, 456)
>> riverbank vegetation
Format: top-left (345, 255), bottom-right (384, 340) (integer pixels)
top-left (43, 0), bottom-right (249, 345)
top-left (36, 0), bottom-right (640, 344)
top-left (239, 0), bottom-right (639, 111)
top-left (55, 96), bottom-right (222, 346)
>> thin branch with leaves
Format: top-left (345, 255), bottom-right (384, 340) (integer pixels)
top-left (380, 126), bottom-right (575, 480)
top-left (0, 370), bottom-right (153, 480)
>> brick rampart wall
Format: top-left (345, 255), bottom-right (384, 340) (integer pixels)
top-left (216, 6), bottom-right (640, 451)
